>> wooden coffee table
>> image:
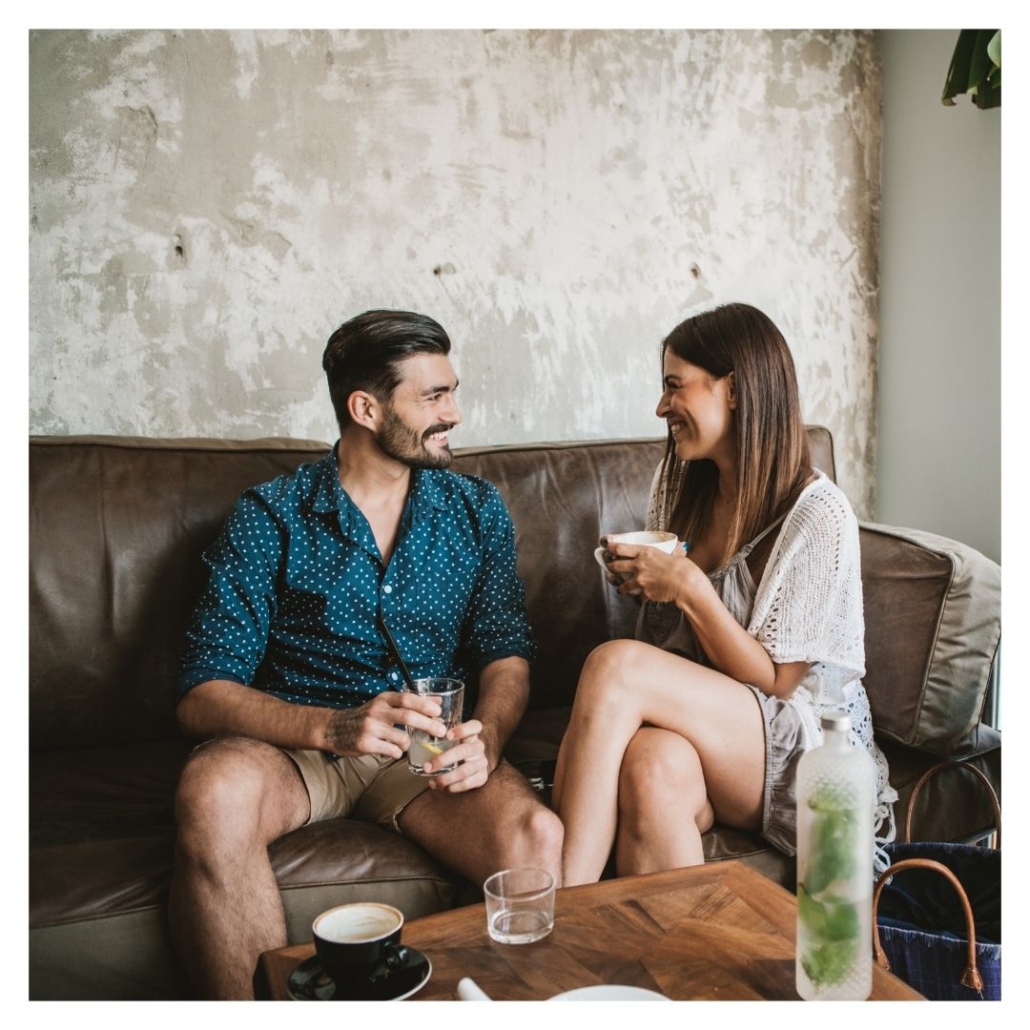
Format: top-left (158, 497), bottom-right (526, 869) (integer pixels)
top-left (257, 859), bottom-right (922, 1001)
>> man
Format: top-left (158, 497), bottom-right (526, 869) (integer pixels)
top-left (168, 310), bottom-right (563, 999)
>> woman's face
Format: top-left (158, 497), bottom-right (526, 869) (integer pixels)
top-left (656, 349), bottom-right (736, 464)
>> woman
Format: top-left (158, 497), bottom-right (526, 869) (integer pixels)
top-left (552, 302), bottom-right (895, 886)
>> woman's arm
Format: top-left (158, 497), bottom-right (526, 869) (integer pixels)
top-left (605, 545), bottom-right (810, 698)
top-left (672, 565), bottom-right (811, 696)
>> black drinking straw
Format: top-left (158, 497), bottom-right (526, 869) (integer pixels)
top-left (377, 613), bottom-right (418, 693)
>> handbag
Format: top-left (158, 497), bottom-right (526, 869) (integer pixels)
top-left (872, 760), bottom-right (1001, 1000)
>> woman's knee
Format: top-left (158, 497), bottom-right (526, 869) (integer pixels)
top-left (575, 639), bottom-right (656, 708)
top-left (618, 731), bottom-right (709, 822)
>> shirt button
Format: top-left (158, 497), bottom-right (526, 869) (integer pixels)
top-left (383, 585), bottom-right (393, 594)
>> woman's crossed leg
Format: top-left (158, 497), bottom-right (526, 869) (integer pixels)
top-left (553, 638), bottom-right (766, 885)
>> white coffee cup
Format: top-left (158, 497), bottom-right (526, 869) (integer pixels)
top-left (594, 530), bottom-right (679, 579)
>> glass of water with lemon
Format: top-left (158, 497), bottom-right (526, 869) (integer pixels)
top-left (406, 678), bottom-right (464, 776)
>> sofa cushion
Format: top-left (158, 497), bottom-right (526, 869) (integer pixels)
top-left (29, 741), bottom-right (463, 932)
top-left (879, 730), bottom-right (1001, 843)
top-left (859, 523), bottom-right (1001, 755)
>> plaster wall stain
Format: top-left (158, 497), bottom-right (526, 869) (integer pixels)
top-left (30, 28), bottom-right (881, 516)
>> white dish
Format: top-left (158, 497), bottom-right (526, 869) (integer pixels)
top-left (549, 984), bottom-right (671, 1001)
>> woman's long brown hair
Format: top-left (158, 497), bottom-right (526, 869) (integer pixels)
top-left (659, 303), bottom-right (812, 564)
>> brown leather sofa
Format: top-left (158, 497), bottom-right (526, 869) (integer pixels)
top-left (29, 431), bottom-right (1001, 999)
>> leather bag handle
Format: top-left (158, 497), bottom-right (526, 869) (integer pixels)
top-left (872, 857), bottom-right (985, 993)
top-left (904, 760), bottom-right (1000, 848)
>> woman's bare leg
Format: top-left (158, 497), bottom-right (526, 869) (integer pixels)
top-left (615, 727), bottom-right (714, 875)
top-left (554, 639), bottom-right (765, 886)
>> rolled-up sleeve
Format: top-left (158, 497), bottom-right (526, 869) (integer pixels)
top-left (461, 485), bottom-right (535, 670)
top-left (177, 492), bottom-right (283, 696)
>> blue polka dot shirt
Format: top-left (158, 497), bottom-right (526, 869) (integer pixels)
top-left (177, 444), bottom-right (535, 709)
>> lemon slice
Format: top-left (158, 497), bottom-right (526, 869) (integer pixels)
top-left (422, 742), bottom-right (445, 755)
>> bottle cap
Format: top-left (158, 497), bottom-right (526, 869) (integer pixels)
top-left (820, 710), bottom-right (850, 732)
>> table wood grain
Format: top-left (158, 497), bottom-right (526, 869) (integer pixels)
top-left (257, 859), bottom-right (922, 1001)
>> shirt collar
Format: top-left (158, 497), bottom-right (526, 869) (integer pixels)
top-left (311, 445), bottom-right (345, 515)
top-left (310, 442), bottom-right (450, 517)
top-left (411, 464), bottom-right (449, 515)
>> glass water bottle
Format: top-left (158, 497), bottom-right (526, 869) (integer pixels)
top-left (795, 710), bottom-right (876, 1000)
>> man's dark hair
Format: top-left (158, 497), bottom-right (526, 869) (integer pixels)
top-left (322, 310), bottom-right (452, 428)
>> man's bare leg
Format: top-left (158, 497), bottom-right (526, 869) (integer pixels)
top-left (168, 737), bottom-right (310, 999)
top-left (397, 761), bottom-right (563, 888)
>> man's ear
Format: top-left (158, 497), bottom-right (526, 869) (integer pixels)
top-left (347, 390), bottom-right (380, 430)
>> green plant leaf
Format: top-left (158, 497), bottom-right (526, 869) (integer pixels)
top-left (967, 30), bottom-right (994, 93)
top-left (942, 30), bottom-right (979, 106)
top-left (798, 885), bottom-right (863, 989)
top-left (802, 935), bottom-right (861, 989)
top-left (822, 896), bottom-right (861, 941)
top-left (942, 29), bottom-right (1001, 108)
top-left (802, 787), bottom-right (860, 895)
top-left (987, 30), bottom-right (1001, 69)
top-left (797, 883), bottom-right (826, 935)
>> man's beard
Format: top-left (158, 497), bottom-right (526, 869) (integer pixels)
top-left (376, 405), bottom-right (455, 470)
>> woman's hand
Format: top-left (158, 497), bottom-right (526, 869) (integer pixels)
top-left (602, 539), bottom-right (702, 604)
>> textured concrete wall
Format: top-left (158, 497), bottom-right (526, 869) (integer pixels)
top-left (30, 28), bottom-right (882, 515)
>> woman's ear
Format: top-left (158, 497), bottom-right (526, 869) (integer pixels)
top-left (726, 371), bottom-right (737, 409)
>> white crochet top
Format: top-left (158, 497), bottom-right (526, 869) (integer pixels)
top-left (641, 465), bottom-right (897, 859)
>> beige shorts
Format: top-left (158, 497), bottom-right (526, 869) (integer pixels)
top-left (284, 748), bottom-right (433, 832)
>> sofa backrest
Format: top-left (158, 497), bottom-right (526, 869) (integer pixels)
top-left (31, 426), bottom-right (899, 752)
top-left (30, 437), bottom-right (329, 751)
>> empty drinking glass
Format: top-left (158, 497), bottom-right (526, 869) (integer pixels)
top-left (483, 868), bottom-right (556, 944)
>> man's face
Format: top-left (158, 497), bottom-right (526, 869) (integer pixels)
top-left (375, 353), bottom-right (462, 470)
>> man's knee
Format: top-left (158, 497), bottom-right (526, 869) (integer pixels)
top-left (403, 763), bottom-right (563, 878)
top-left (174, 737), bottom-right (308, 856)
top-left (527, 802), bottom-right (564, 866)
top-left (487, 771), bottom-right (563, 867)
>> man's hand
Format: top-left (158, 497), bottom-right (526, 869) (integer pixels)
top-left (401, 654), bottom-right (530, 794)
top-left (323, 692), bottom-right (446, 759)
top-left (418, 717), bottom-right (490, 792)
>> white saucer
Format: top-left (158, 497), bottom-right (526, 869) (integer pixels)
top-left (549, 984), bottom-right (671, 1001)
